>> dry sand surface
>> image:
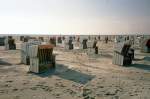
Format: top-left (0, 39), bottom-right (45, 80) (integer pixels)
top-left (0, 42), bottom-right (150, 99)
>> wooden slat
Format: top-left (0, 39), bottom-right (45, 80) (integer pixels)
top-left (38, 44), bottom-right (54, 49)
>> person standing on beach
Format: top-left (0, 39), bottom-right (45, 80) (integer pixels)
top-left (105, 36), bottom-right (108, 43)
top-left (93, 37), bottom-right (98, 54)
top-left (82, 39), bottom-right (87, 49)
top-left (98, 36), bottom-right (101, 41)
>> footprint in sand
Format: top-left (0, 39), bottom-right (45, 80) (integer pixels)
top-left (6, 80), bottom-right (13, 83)
top-left (63, 89), bottom-right (77, 96)
top-left (12, 88), bottom-right (18, 92)
top-left (0, 90), bottom-right (8, 94)
top-left (55, 82), bottom-right (66, 88)
top-left (33, 84), bottom-right (53, 92)
top-left (30, 87), bottom-right (37, 90)
top-left (3, 84), bottom-right (11, 88)
top-left (53, 93), bottom-right (61, 98)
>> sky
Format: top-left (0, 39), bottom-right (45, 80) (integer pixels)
top-left (0, 0), bottom-right (150, 35)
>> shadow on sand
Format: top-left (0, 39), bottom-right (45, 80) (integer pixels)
top-left (133, 56), bottom-right (150, 61)
top-left (130, 56), bottom-right (150, 71)
top-left (0, 59), bottom-right (12, 66)
top-left (34, 64), bottom-right (95, 84)
top-left (130, 63), bottom-right (150, 71)
top-left (133, 58), bottom-right (144, 61)
top-left (101, 54), bottom-right (113, 59)
top-left (143, 56), bottom-right (150, 61)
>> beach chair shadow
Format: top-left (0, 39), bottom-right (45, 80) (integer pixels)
top-left (133, 56), bottom-right (150, 61)
top-left (133, 58), bottom-right (144, 61)
top-left (36, 64), bottom-right (95, 84)
top-left (143, 56), bottom-right (150, 61)
top-left (130, 63), bottom-right (150, 71)
top-left (0, 58), bottom-right (12, 66)
top-left (101, 53), bottom-right (113, 59)
top-left (129, 56), bottom-right (150, 71)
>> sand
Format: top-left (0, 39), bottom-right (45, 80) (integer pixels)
top-left (0, 42), bottom-right (150, 99)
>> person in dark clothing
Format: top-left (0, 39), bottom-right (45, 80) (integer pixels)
top-left (93, 38), bottom-right (97, 48)
top-left (82, 39), bottom-right (87, 49)
top-left (105, 36), bottom-right (108, 43)
top-left (68, 38), bottom-right (73, 50)
top-left (98, 36), bottom-right (101, 41)
top-left (95, 46), bottom-right (98, 54)
top-left (127, 36), bottom-right (129, 40)
top-left (93, 38), bottom-right (98, 54)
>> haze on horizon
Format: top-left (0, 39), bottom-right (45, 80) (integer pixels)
top-left (0, 0), bottom-right (150, 35)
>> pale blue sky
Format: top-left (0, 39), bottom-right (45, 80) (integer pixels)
top-left (0, 0), bottom-right (149, 34)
